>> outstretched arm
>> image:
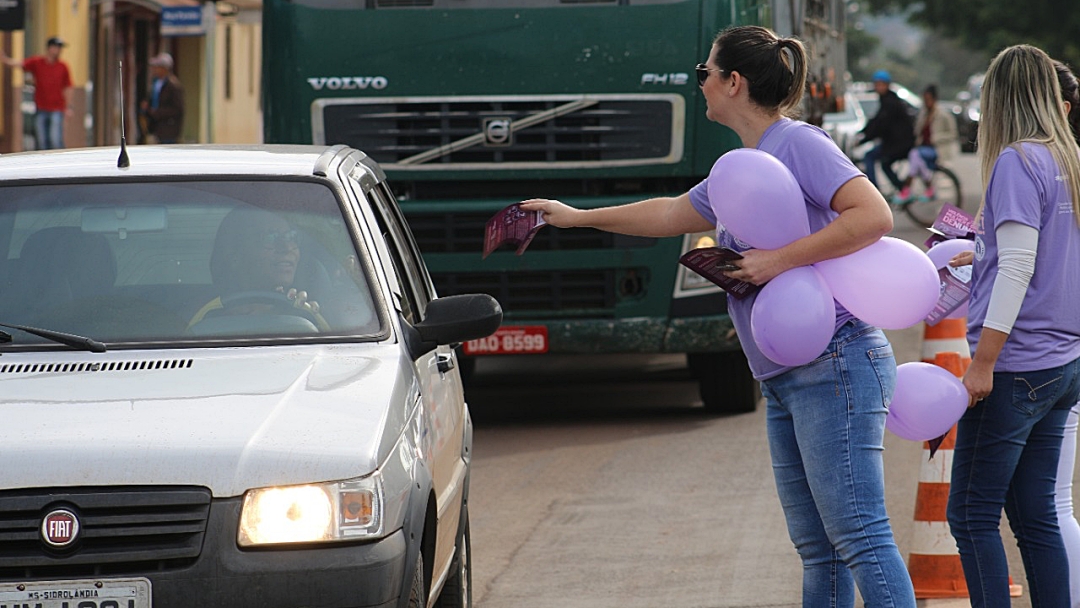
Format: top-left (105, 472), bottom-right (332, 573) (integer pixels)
top-left (519, 193), bottom-right (714, 238)
top-left (0, 50), bottom-right (23, 68)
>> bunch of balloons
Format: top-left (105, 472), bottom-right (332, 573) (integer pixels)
top-left (707, 149), bottom-right (940, 367)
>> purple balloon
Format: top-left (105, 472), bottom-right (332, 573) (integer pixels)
top-left (706, 149), bottom-right (810, 250)
top-left (886, 362), bottom-right (969, 441)
top-left (814, 237), bottom-right (940, 330)
top-left (926, 239), bottom-right (975, 319)
top-left (750, 266), bottom-right (836, 366)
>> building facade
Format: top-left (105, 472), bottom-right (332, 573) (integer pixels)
top-left (0, 0), bottom-right (261, 153)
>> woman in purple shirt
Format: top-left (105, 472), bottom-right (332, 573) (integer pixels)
top-left (522, 25), bottom-right (916, 608)
top-left (944, 45), bottom-right (1080, 608)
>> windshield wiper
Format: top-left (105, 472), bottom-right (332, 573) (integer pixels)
top-left (0, 322), bottom-right (107, 353)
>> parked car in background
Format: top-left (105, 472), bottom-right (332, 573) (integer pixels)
top-left (0, 144), bottom-right (502, 608)
top-left (821, 90), bottom-right (867, 160)
top-left (953, 73), bottom-right (983, 153)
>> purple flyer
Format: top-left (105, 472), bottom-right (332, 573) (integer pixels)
top-left (678, 247), bottom-right (760, 300)
top-left (483, 203), bottom-right (547, 259)
top-left (924, 263), bottom-right (972, 326)
top-left (924, 204), bottom-right (976, 249)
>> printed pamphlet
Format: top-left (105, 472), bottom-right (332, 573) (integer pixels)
top-left (678, 247), bottom-right (760, 300)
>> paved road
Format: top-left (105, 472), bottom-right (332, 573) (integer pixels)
top-left (465, 153), bottom-right (1038, 607)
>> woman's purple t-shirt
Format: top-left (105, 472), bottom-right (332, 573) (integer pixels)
top-left (688, 118), bottom-right (863, 380)
top-left (968, 142), bottom-right (1080, 371)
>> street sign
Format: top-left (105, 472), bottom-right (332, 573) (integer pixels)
top-left (0, 0), bottom-right (26, 32)
top-left (160, 6), bottom-right (205, 37)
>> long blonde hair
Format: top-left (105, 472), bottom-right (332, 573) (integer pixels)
top-left (977, 45), bottom-right (1080, 226)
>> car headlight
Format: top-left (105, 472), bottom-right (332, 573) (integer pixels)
top-left (674, 231), bottom-right (723, 297)
top-left (238, 474), bottom-right (384, 546)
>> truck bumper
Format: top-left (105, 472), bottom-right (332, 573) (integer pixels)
top-left (539, 313), bottom-right (740, 354)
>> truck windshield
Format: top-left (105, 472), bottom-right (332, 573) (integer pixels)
top-left (0, 180), bottom-right (382, 348)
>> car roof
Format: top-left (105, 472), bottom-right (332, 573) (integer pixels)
top-left (0, 145), bottom-right (363, 182)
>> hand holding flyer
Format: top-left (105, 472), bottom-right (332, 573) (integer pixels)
top-left (678, 246), bottom-right (761, 300)
top-left (483, 203), bottom-right (547, 259)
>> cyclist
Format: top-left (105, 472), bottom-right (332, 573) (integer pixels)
top-left (858, 70), bottom-right (915, 197)
top-left (900, 84), bottom-right (959, 201)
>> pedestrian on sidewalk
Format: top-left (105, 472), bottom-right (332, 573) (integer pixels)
top-left (0, 36), bottom-right (73, 150)
top-left (945, 45), bottom-right (1080, 608)
top-left (521, 25), bottom-right (917, 608)
top-left (139, 52), bottom-right (184, 144)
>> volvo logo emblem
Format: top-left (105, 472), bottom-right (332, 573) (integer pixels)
top-left (483, 118), bottom-right (512, 147)
top-left (41, 508), bottom-right (80, 548)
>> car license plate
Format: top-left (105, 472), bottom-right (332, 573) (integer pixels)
top-left (463, 325), bottom-right (548, 355)
top-left (0, 578), bottom-right (150, 608)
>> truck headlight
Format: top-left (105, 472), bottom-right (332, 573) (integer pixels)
top-left (674, 231), bottom-right (722, 297)
top-left (238, 475), bottom-right (384, 546)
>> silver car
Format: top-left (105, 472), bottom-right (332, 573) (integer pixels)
top-left (0, 145), bottom-right (500, 608)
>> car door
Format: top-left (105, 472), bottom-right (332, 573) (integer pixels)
top-left (344, 164), bottom-right (468, 586)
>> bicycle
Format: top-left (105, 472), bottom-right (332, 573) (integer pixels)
top-left (860, 156), bottom-right (964, 228)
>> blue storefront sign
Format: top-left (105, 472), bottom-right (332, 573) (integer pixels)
top-left (161, 6), bottom-right (205, 37)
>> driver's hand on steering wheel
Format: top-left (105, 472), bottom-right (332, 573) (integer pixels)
top-left (277, 286), bottom-right (320, 314)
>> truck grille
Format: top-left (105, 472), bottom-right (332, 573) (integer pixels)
top-left (432, 270), bottom-right (616, 315)
top-left (406, 211), bottom-right (657, 316)
top-left (313, 94), bottom-right (684, 169)
top-left (0, 487), bottom-right (210, 579)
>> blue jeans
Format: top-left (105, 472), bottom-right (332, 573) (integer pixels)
top-left (863, 145), bottom-right (905, 191)
top-left (947, 356), bottom-right (1080, 608)
top-left (35, 111), bottom-right (64, 150)
top-left (762, 320), bottom-right (916, 608)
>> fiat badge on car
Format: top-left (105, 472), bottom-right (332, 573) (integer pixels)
top-left (41, 509), bottom-right (80, 548)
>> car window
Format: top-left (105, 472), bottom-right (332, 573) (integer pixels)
top-left (0, 180), bottom-right (383, 347)
top-left (365, 183), bottom-right (436, 326)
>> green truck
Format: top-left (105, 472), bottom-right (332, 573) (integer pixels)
top-left (262, 0), bottom-right (846, 414)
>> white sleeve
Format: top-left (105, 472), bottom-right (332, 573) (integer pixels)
top-left (983, 221), bottom-right (1038, 334)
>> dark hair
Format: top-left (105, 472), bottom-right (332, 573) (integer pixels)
top-left (712, 26), bottom-right (808, 117)
top-left (922, 84), bottom-right (938, 99)
top-left (1054, 60), bottom-right (1080, 144)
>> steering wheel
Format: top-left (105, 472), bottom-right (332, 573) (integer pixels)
top-left (219, 291), bottom-right (321, 326)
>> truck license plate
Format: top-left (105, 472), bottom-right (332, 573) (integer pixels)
top-left (0, 578), bottom-right (150, 608)
top-left (463, 325), bottom-right (548, 355)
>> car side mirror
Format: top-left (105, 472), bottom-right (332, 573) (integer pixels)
top-left (406, 294), bottom-right (502, 359)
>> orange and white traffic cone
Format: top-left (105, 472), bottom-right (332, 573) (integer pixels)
top-left (907, 352), bottom-right (968, 601)
top-left (906, 348), bottom-right (1024, 602)
top-left (921, 318), bottom-right (971, 365)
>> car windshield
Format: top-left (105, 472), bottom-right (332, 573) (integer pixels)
top-left (0, 179), bottom-right (382, 348)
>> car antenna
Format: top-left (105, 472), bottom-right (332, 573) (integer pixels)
top-left (117, 61), bottom-right (130, 168)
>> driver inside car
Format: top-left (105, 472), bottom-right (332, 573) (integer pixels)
top-left (188, 206), bottom-right (331, 332)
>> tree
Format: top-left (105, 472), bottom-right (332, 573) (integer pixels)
top-left (865, 0), bottom-right (1080, 69)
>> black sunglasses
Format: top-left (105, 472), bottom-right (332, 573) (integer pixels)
top-left (695, 63), bottom-right (726, 87)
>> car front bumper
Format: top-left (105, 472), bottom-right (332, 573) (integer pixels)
top-left (1, 499), bottom-right (409, 608)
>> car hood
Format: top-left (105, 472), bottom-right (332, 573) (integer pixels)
top-left (0, 344), bottom-right (415, 497)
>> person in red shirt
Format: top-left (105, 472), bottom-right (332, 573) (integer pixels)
top-left (0, 36), bottom-right (73, 150)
